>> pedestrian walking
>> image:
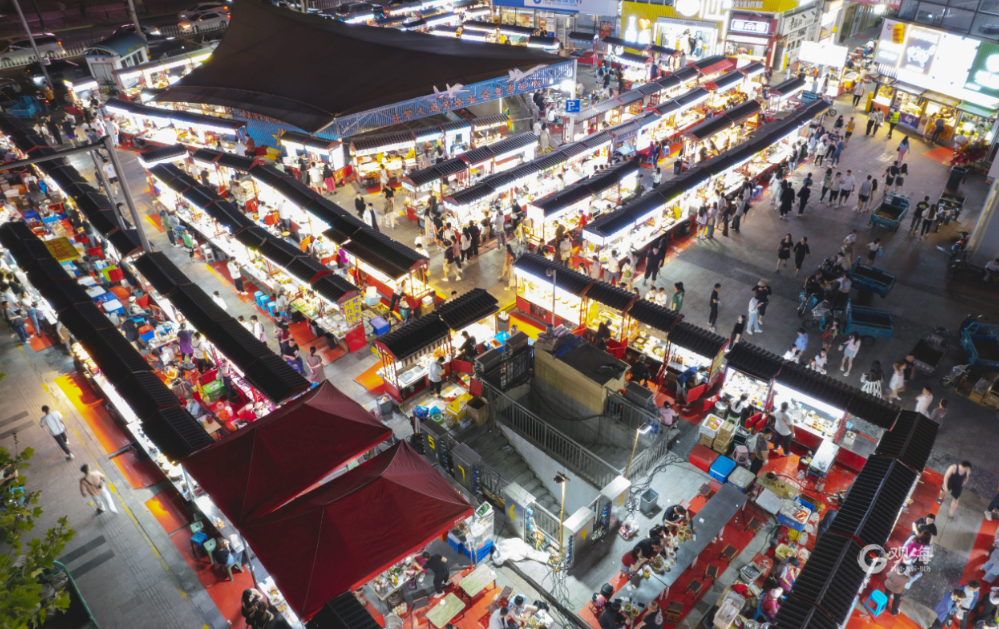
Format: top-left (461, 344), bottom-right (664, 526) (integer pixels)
top-left (778, 181), bottom-right (794, 218)
top-left (883, 563), bottom-right (911, 616)
top-left (708, 283), bottom-right (720, 331)
top-left (829, 172), bottom-right (843, 205)
top-left (820, 168), bottom-right (833, 202)
top-left (868, 176), bottom-right (879, 207)
top-left (884, 161), bottom-right (899, 194)
top-left (732, 194), bottom-right (745, 232)
top-left (793, 328), bottom-right (809, 361)
top-left (830, 138), bottom-right (845, 166)
top-left (840, 331), bottom-right (862, 376)
top-left (793, 237), bottom-right (810, 276)
top-left (887, 108), bottom-right (900, 139)
top-left (921, 204), bottom-right (937, 238)
top-left (866, 110), bottom-right (877, 136)
top-left (227, 259), bottom-right (247, 295)
top-left (642, 246), bottom-right (661, 286)
top-left (916, 385), bottom-right (934, 415)
top-left (888, 361), bottom-right (905, 401)
top-left (250, 315), bottom-right (266, 343)
top-left (897, 136), bottom-right (910, 164)
top-left (894, 162), bottom-right (907, 194)
top-left (747, 297), bottom-right (763, 335)
top-left (873, 109), bottom-right (885, 136)
top-left (776, 233), bottom-right (793, 271)
top-left (867, 238), bottom-right (882, 263)
top-left (79, 464), bottom-right (118, 515)
top-left (852, 82), bottom-right (865, 108)
top-left (815, 137), bottom-right (828, 166)
top-left (354, 194), bottom-right (365, 218)
top-left (838, 170), bottom-right (855, 208)
top-left (772, 402), bottom-right (795, 455)
top-left (860, 360), bottom-right (884, 398)
top-left (364, 203), bottom-right (380, 232)
top-left (442, 240), bottom-right (462, 281)
top-left (856, 175), bottom-right (873, 212)
top-left (929, 589), bottom-right (967, 629)
top-left (844, 117), bottom-right (855, 144)
top-left (754, 279), bottom-right (772, 327)
top-left (911, 196), bottom-right (930, 233)
top-left (39, 405), bottom-right (73, 460)
top-left (939, 461), bottom-right (972, 517)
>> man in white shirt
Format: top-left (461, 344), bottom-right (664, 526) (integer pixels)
top-left (39, 405), bottom-right (73, 460)
top-left (250, 315), bottom-right (266, 343)
top-left (191, 332), bottom-right (209, 372)
top-left (428, 355), bottom-right (445, 398)
top-left (772, 401), bottom-right (794, 456)
top-left (852, 82), bottom-right (865, 108)
top-left (533, 119), bottom-right (542, 136)
top-left (212, 291), bottom-right (228, 312)
top-left (838, 170), bottom-right (855, 208)
top-left (984, 258), bottom-right (999, 282)
top-left (915, 386), bottom-right (934, 416)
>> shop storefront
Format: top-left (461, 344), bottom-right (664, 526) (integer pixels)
top-left (661, 321), bottom-right (728, 405)
top-left (375, 312), bottom-right (453, 403)
top-left (724, 13), bottom-right (777, 67)
top-left (778, 6), bottom-right (820, 71)
top-left (581, 281), bottom-right (638, 347)
top-left (624, 299), bottom-right (682, 367)
top-left (513, 252), bottom-right (593, 328)
top-left (718, 343), bottom-right (782, 423)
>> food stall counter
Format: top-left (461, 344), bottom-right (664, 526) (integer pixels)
top-left (663, 322), bottom-right (728, 402)
top-left (582, 280), bottom-right (637, 344)
top-left (771, 361), bottom-right (852, 451)
top-left (513, 253), bottom-right (593, 328)
top-left (374, 312), bottom-right (453, 403)
top-left (625, 299), bottom-right (681, 365)
top-left (719, 342), bottom-right (783, 420)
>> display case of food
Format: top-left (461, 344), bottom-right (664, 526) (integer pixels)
top-left (437, 288), bottom-right (500, 367)
top-left (625, 299), bottom-right (681, 366)
top-left (663, 322), bottom-right (728, 393)
top-left (720, 342), bottom-right (783, 419)
top-left (771, 362), bottom-right (852, 451)
top-left (582, 281), bottom-right (637, 343)
top-left (350, 131), bottom-right (418, 188)
top-left (513, 253), bottom-right (593, 328)
top-left (375, 312), bottom-right (453, 403)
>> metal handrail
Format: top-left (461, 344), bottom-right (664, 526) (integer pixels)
top-left (481, 381), bottom-right (620, 489)
top-left (626, 431), bottom-right (672, 480)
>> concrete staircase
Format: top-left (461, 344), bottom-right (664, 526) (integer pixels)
top-left (584, 442), bottom-right (632, 471)
top-left (461, 425), bottom-right (561, 514)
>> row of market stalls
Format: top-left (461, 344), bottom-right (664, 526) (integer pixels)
top-left (575, 99), bottom-right (827, 269)
top-left (507, 251), bottom-right (900, 471)
top-left (1, 114), bottom-right (479, 628)
top-left (104, 97), bottom-right (249, 153)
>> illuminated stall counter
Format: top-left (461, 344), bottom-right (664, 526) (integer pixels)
top-left (513, 253), bottom-right (594, 328)
top-left (374, 312), bottom-right (453, 403)
top-left (718, 343), bottom-right (783, 422)
top-left (661, 322), bottom-right (728, 406)
top-left (624, 299), bottom-right (682, 368)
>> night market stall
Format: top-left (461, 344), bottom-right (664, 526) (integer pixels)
top-left (513, 252), bottom-right (594, 328)
top-left (374, 312), bottom-right (454, 403)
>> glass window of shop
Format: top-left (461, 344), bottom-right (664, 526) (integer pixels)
top-left (957, 107), bottom-right (997, 142)
top-left (900, 0), bottom-right (999, 37)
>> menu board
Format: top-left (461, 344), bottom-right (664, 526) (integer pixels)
top-left (343, 295), bottom-right (362, 327)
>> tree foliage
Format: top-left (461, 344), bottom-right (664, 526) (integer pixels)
top-left (0, 446), bottom-right (75, 629)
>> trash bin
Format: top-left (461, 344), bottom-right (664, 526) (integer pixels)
top-left (639, 488), bottom-right (659, 515)
top-left (947, 166), bottom-right (969, 191)
top-left (673, 159), bottom-right (683, 175)
top-left (497, 311), bottom-right (510, 332)
top-left (378, 395), bottom-right (394, 417)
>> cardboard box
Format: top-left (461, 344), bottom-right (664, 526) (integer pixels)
top-left (466, 397), bottom-right (489, 426)
top-left (700, 433), bottom-right (715, 448)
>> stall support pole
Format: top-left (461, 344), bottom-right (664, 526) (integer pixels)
top-left (9, 0), bottom-right (52, 90)
top-left (104, 136), bottom-right (153, 253)
top-left (91, 150), bottom-right (129, 232)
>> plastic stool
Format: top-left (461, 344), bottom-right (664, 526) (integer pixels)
top-left (190, 531), bottom-right (208, 558)
top-left (754, 600), bottom-right (768, 623)
top-left (864, 590), bottom-right (888, 617)
top-left (203, 538), bottom-right (217, 565)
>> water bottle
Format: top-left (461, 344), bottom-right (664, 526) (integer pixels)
top-left (797, 469), bottom-right (805, 480)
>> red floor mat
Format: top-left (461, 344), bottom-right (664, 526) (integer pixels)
top-left (288, 320), bottom-right (317, 346)
top-left (169, 526), bottom-right (255, 629)
top-left (144, 489), bottom-right (192, 534)
top-left (921, 146), bottom-right (954, 165)
top-left (146, 214), bottom-right (165, 232)
top-left (111, 447), bottom-right (165, 489)
top-left (354, 360), bottom-right (385, 396)
top-left (26, 320), bottom-right (55, 352)
top-left (55, 373), bottom-right (133, 455)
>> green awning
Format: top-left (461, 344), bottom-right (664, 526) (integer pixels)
top-left (958, 102), bottom-right (997, 118)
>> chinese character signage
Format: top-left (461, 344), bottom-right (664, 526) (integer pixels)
top-left (900, 26), bottom-right (940, 75)
top-left (342, 295), bottom-right (362, 328)
top-left (44, 237), bottom-right (80, 263)
top-left (728, 14), bottom-right (775, 37)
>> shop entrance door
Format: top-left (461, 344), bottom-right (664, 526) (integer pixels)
top-left (656, 18), bottom-right (720, 58)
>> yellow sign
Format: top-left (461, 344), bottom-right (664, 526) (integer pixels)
top-left (622, 0), bottom-right (799, 38)
top-left (342, 295), bottom-right (362, 328)
top-left (44, 237), bottom-right (81, 263)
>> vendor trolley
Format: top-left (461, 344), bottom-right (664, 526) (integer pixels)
top-left (843, 299), bottom-right (894, 346)
top-left (848, 257), bottom-right (896, 298)
top-left (961, 322), bottom-right (999, 369)
top-left (869, 194), bottom-right (909, 232)
top-left (911, 331), bottom-right (949, 375)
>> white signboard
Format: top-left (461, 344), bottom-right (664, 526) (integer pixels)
top-left (798, 41), bottom-right (849, 67)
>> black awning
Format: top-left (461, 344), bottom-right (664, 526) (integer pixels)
top-left (234, 225), bottom-right (272, 250)
top-left (584, 281), bottom-right (635, 311)
top-left (23, 258), bottom-right (72, 290)
top-left (47, 165), bottom-right (90, 192)
top-left (785, 534), bottom-right (868, 624)
top-left (531, 151), bottom-right (566, 172)
top-left (285, 256), bottom-right (330, 285)
top-left (311, 274), bottom-right (359, 305)
top-left (441, 120), bottom-right (472, 133)
top-left (142, 407), bottom-right (213, 462)
top-left (649, 45), bottom-right (676, 56)
top-left (600, 36), bottom-right (629, 47)
top-left (829, 455), bottom-right (917, 548)
top-left (533, 184), bottom-right (594, 218)
top-left (874, 410), bottom-right (938, 471)
top-left (107, 229), bottom-right (143, 258)
top-left (488, 132), bottom-right (537, 157)
top-left (723, 100), bottom-right (762, 125)
top-left (180, 185), bottom-right (217, 210)
top-left (699, 155), bottom-right (734, 177)
top-left (436, 288), bottom-right (498, 331)
top-left (240, 354), bottom-right (311, 404)
top-left (322, 213), bottom-right (368, 245)
top-left (690, 54), bottom-right (727, 70)
top-left (201, 319), bottom-right (273, 371)
top-left (795, 99), bottom-right (831, 123)
top-left (341, 228), bottom-right (427, 279)
top-left (301, 196), bottom-right (349, 226)
top-left (247, 163), bottom-right (288, 187)
top-left (217, 152), bottom-right (256, 171)
top-left (377, 312), bottom-right (451, 360)
top-left (192, 148), bottom-right (221, 165)
top-left (203, 200), bottom-right (256, 232)
top-left (445, 184), bottom-right (494, 208)
top-left (134, 252), bottom-right (193, 296)
top-left (513, 253), bottom-right (593, 296)
top-left (116, 371), bottom-right (183, 422)
top-left (668, 167), bottom-right (710, 191)
top-left (555, 142), bottom-right (589, 160)
top-left (5, 237), bottom-right (53, 267)
top-left (770, 76), bottom-right (807, 96)
top-left (167, 284), bottom-right (232, 331)
top-left (77, 328), bottom-right (153, 386)
top-left (708, 70), bottom-right (743, 92)
top-left (568, 31), bottom-right (597, 43)
top-left (267, 174), bottom-right (318, 209)
top-left (40, 279), bottom-right (93, 313)
top-left (148, 163), bottom-right (192, 193)
top-left (774, 361), bottom-right (853, 410)
top-left (674, 87), bottom-right (710, 107)
top-left (637, 81), bottom-right (664, 96)
top-left (280, 130), bottom-right (339, 152)
top-left (259, 236), bottom-right (306, 269)
top-left (739, 61), bottom-right (765, 76)
top-left (59, 302), bottom-right (115, 343)
top-left (668, 321), bottom-right (727, 358)
top-left (404, 166), bottom-right (445, 189)
top-left (471, 113), bottom-right (509, 130)
top-left (138, 143), bottom-right (188, 166)
top-left (459, 145), bottom-right (494, 165)
top-left (75, 191), bottom-right (114, 218)
top-left (682, 116), bottom-right (732, 141)
top-left (582, 131), bottom-right (613, 148)
top-left (653, 100), bottom-right (681, 116)
top-left (627, 299), bottom-right (680, 334)
top-left (350, 131), bottom-right (416, 155)
top-left (435, 158), bottom-right (468, 178)
top-left (846, 392), bottom-right (900, 430)
top-left (617, 52), bottom-right (649, 68)
top-left (88, 210), bottom-right (121, 236)
top-left (724, 342), bottom-right (783, 381)
top-left (672, 66), bottom-right (699, 83)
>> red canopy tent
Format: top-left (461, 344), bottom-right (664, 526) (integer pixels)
top-left (182, 381), bottom-right (393, 524)
top-left (240, 441), bottom-right (473, 620)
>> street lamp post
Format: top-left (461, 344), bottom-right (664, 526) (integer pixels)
top-left (625, 424), bottom-right (653, 478)
top-left (554, 472), bottom-right (569, 559)
top-left (545, 267), bottom-right (556, 332)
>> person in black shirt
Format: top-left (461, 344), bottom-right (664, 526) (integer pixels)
top-left (458, 331), bottom-right (477, 362)
top-left (912, 513), bottom-right (938, 539)
top-left (793, 237), bottom-right (811, 277)
top-left (630, 360), bottom-right (652, 387)
top-left (596, 320), bottom-right (613, 345)
top-left (753, 280), bottom-right (772, 326)
top-left (599, 601), bottom-right (626, 629)
top-left (663, 504), bottom-right (688, 533)
top-left (731, 315), bottom-right (746, 346)
top-left (708, 283), bottom-right (720, 331)
top-left (635, 536), bottom-right (662, 559)
top-left (422, 551), bottom-right (449, 596)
